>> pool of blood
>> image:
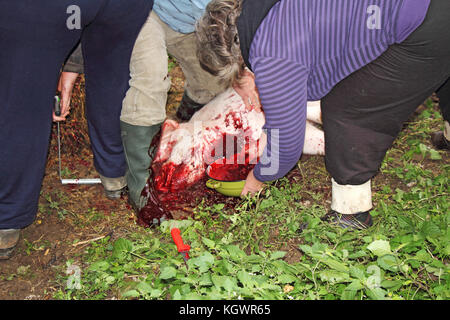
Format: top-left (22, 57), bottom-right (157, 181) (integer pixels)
top-left (138, 171), bottom-right (239, 228)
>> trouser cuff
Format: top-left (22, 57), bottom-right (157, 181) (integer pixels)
top-left (331, 178), bottom-right (372, 214)
top-left (444, 121), bottom-right (450, 141)
top-left (99, 174), bottom-right (127, 191)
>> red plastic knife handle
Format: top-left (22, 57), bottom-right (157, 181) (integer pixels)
top-left (171, 228), bottom-right (191, 255)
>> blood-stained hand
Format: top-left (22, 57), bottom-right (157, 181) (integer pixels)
top-left (232, 69), bottom-right (262, 113)
top-left (53, 71), bottom-right (79, 121)
top-left (240, 169), bottom-right (264, 197)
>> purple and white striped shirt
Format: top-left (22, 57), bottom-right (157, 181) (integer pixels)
top-left (251, 0), bottom-right (430, 182)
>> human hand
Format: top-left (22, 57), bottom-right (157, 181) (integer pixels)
top-left (233, 69), bottom-right (262, 112)
top-left (53, 71), bottom-right (78, 121)
top-left (240, 169), bottom-right (264, 197)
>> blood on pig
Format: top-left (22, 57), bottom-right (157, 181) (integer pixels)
top-left (207, 139), bottom-right (259, 182)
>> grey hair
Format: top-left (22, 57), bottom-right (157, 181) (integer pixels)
top-left (195, 0), bottom-right (245, 87)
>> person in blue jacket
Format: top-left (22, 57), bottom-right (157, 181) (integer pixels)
top-left (58, 0), bottom-right (230, 212)
top-left (0, 0), bottom-right (153, 260)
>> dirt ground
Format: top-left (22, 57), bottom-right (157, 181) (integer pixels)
top-left (0, 64), bottom-right (447, 300)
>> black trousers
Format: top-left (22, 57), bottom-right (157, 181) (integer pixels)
top-left (0, 0), bottom-right (153, 229)
top-left (322, 0), bottom-right (450, 185)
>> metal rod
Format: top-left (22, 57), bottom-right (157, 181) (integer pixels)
top-left (57, 121), bottom-right (62, 181)
top-left (55, 96), bottom-right (102, 185)
top-left (60, 178), bottom-right (102, 185)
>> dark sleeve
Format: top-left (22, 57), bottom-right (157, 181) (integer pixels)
top-left (63, 43), bottom-right (84, 74)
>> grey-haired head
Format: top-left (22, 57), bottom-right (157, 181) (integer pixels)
top-left (195, 0), bottom-right (245, 88)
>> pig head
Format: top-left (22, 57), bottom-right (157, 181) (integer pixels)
top-left (152, 77), bottom-right (325, 194)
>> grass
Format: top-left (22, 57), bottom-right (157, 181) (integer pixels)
top-left (51, 98), bottom-right (449, 301)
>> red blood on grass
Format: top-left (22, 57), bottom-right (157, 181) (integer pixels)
top-left (137, 176), bottom-right (173, 228)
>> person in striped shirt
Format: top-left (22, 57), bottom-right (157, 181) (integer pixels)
top-left (196, 0), bottom-right (450, 229)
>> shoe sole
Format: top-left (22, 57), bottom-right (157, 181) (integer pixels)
top-left (431, 132), bottom-right (450, 150)
top-left (105, 187), bottom-right (127, 200)
top-left (323, 212), bottom-right (373, 230)
top-left (0, 229), bottom-right (20, 260)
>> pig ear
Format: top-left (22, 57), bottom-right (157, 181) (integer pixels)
top-left (161, 119), bottom-right (179, 134)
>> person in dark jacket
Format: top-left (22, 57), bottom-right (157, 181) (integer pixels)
top-left (0, 0), bottom-right (153, 260)
top-left (57, 1), bottom-right (234, 212)
top-left (196, 0), bottom-right (450, 230)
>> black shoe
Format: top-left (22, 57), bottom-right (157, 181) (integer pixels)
top-left (176, 92), bottom-right (205, 122)
top-left (322, 210), bottom-right (373, 230)
top-left (0, 229), bottom-right (20, 260)
top-left (431, 131), bottom-right (450, 151)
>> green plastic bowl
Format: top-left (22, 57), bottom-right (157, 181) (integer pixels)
top-left (205, 178), bottom-right (245, 197)
top-left (205, 160), bottom-right (245, 197)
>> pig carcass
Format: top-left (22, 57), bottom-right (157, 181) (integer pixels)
top-left (138, 78), bottom-right (325, 226)
top-left (151, 89), bottom-right (325, 194)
